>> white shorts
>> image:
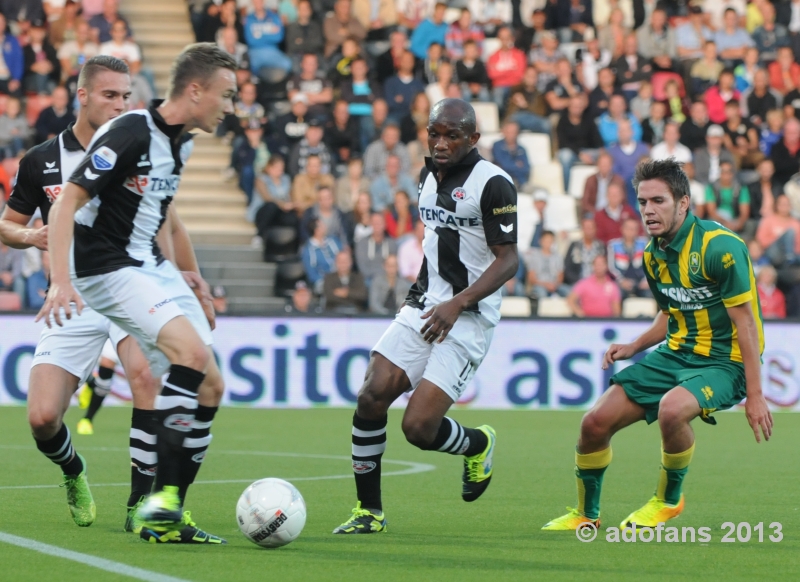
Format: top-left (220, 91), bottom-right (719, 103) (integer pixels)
top-left (73, 261), bottom-right (213, 378)
top-left (100, 339), bottom-right (120, 366)
top-left (31, 304), bottom-right (129, 385)
top-left (372, 304), bottom-right (494, 402)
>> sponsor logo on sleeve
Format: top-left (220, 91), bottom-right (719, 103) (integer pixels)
top-left (43, 161), bottom-right (59, 174)
top-left (91, 146), bottom-right (118, 170)
top-left (500, 223), bottom-right (514, 233)
top-left (722, 253), bottom-right (735, 269)
top-left (492, 204), bottom-right (517, 215)
top-left (84, 168), bottom-right (99, 180)
top-left (137, 153), bottom-right (150, 167)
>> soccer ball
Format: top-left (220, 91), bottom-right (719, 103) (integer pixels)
top-left (236, 478), bottom-right (307, 548)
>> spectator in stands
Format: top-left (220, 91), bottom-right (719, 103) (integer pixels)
top-left (300, 185), bottom-right (347, 245)
top-left (744, 69), bottom-right (781, 128)
top-left (384, 50), bottom-right (425, 122)
top-left (425, 59), bottom-right (454, 107)
top-left (396, 0), bottom-right (435, 31)
top-left (0, 97), bottom-right (27, 159)
top-left (524, 230), bottom-right (568, 299)
top-left (207, 0), bottom-right (245, 47)
top-left (385, 189), bottom-right (418, 240)
top-left (581, 38), bottom-right (612, 91)
top-left (756, 194), bottom-right (800, 267)
top-left (641, 100), bottom-right (667, 146)
top-left (771, 117), bottom-right (800, 187)
top-left (651, 121), bottom-right (692, 163)
top-left (287, 53), bottom-right (333, 121)
top-left (285, 280), bottom-right (315, 314)
top-left (400, 92), bottom-right (430, 144)
top-left (769, 46), bottom-right (800, 94)
top-left (690, 41), bottom-right (724, 96)
top-left (564, 217), bottom-right (605, 286)
top-left (407, 124), bottom-right (428, 178)
top-left (581, 151), bottom-right (626, 215)
top-left (335, 157), bottom-right (369, 212)
top-left (409, 1), bottom-right (446, 59)
top-left (567, 254), bottom-right (621, 317)
top-left (291, 154), bottom-right (335, 215)
top-left (363, 98), bottom-right (390, 151)
top-left (662, 79), bottom-right (690, 123)
top-left (23, 20), bottom-right (59, 94)
top-left (328, 37), bottom-right (360, 90)
top-left (416, 41), bottom-right (444, 86)
top-left (217, 25), bottom-right (248, 70)
top-left (684, 161), bottom-right (707, 217)
top-left (748, 239), bottom-right (770, 276)
top-left (363, 123), bottom-right (410, 180)
top-left (252, 155), bottom-right (296, 236)
top-left (355, 212), bottom-right (397, 284)
top-left (544, 57), bottom-right (583, 115)
top-left (352, 0), bottom-right (397, 43)
top-left (35, 85), bottom-right (75, 144)
top-left (269, 94), bottom-right (309, 159)
top-left (588, 67), bottom-right (620, 119)
top-left (0, 13), bottom-right (23, 96)
top-left (530, 30), bottom-right (564, 93)
top-left (487, 26), bottom-right (527, 111)
top-left (98, 18), bottom-right (140, 70)
top-left (597, 6), bottom-right (630, 59)
top-left (345, 190), bottom-right (373, 247)
top-left (446, 8), bottom-right (484, 61)
top-left (517, 6), bottom-right (548, 50)
top-left (50, 0), bottom-right (86, 48)
top-left (89, 0), bottom-right (129, 44)
top-left (629, 80), bottom-right (653, 122)
top-left (614, 33), bottom-right (651, 100)
top-left (753, 3), bottom-right (789, 65)
top-left (607, 216), bottom-right (649, 299)
top-left (505, 65), bottom-right (549, 134)
top-left (722, 99), bottom-right (763, 171)
top-left (324, 250), bottom-right (368, 312)
top-left (288, 120), bottom-right (332, 178)
top-left (398, 219), bottom-right (424, 283)
top-left (370, 153), bottom-right (417, 211)
top-left (25, 248), bottom-right (48, 310)
top-left (0, 240), bottom-right (24, 297)
top-left (340, 58), bottom-right (382, 148)
top-left (471, 0), bottom-right (512, 39)
top-left (369, 254), bottom-right (411, 314)
top-left (705, 160), bottom-right (750, 233)
top-left (302, 217), bottom-right (341, 293)
top-left (595, 182), bottom-right (639, 244)
top-left (705, 69), bottom-right (740, 124)
top-left (715, 8), bottom-right (754, 67)
top-left (637, 7), bottom-right (675, 71)
top-left (232, 123), bottom-right (267, 203)
top-left (244, 0), bottom-right (292, 74)
top-left (748, 158), bottom-right (779, 222)
top-left (285, 0), bottom-right (323, 64)
top-left (528, 188), bottom-right (551, 249)
top-left (554, 0), bottom-right (593, 43)
top-left (375, 30), bottom-right (407, 85)
top-left (556, 94), bottom-right (603, 191)
top-left (675, 4), bottom-right (712, 73)
top-left (598, 93), bottom-right (643, 146)
top-left (324, 100), bottom-right (360, 169)
top-left (694, 124), bottom-right (736, 184)
top-left (734, 46), bottom-right (760, 92)
top-left (323, 0), bottom-right (367, 60)
top-left (757, 265), bottom-right (786, 319)
top-left (456, 40), bottom-right (490, 103)
top-left (608, 119), bottom-right (649, 207)
top-left (57, 20), bottom-right (98, 84)
top-left (680, 100), bottom-right (711, 151)
top-left (491, 120), bottom-right (530, 190)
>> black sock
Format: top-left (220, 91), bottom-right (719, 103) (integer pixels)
top-left (351, 412), bottom-right (387, 512)
top-left (425, 417), bottom-right (488, 457)
top-left (35, 424), bottom-right (84, 476)
top-left (178, 405), bottom-right (218, 505)
top-left (128, 408), bottom-right (157, 507)
top-left (85, 365), bottom-right (113, 422)
top-left (153, 365), bottom-right (205, 492)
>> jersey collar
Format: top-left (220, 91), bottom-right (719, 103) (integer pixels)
top-left (658, 212), bottom-right (696, 252)
top-left (424, 147), bottom-right (482, 178)
top-left (62, 123), bottom-right (83, 151)
top-left (149, 99), bottom-right (185, 141)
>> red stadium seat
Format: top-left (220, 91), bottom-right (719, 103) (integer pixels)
top-left (0, 292), bottom-right (22, 311)
top-left (651, 72), bottom-right (685, 101)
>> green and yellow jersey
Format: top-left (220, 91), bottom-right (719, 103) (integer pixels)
top-left (643, 213), bottom-right (764, 363)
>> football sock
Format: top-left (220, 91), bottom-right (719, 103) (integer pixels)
top-left (178, 405), bottom-right (218, 505)
top-left (575, 447), bottom-right (612, 520)
top-left (35, 424), bottom-right (84, 476)
top-left (85, 365), bottom-right (114, 422)
top-left (128, 408), bottom-right (157, 507)
top-left (153, 365), bottom-right (205, 493)
top-left (656, 443), bottom-right (695, 506)
top-left (351, 412), bottom-right (387, 512)
top-left (425, 417), bottom-right (488, 457)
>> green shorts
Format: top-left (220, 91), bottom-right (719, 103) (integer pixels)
top-left (609, 346), bottom-right (746, 425)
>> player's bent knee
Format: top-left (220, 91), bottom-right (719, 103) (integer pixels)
top-left (401, 415), bottom-right (438, 449)
top-left (28, 406), bottom-right (62, 438)
top-left (580, 409), bottom-right (613, 446)
top-left (658, 390), bottom-right (698, 427)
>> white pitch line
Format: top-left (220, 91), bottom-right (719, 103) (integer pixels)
top-left (0, 532), bottom-right (191, 582)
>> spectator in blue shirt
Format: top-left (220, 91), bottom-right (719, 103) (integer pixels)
top-left (608, 119), bottom-right (650, 209)
top-left (89, 0), bottom-right (131, 44)
top-left (597, 94), bottom-right (643, 147)
top-left (370, 154), bottom-right (418, 211)
top-left (491, 120), bottom-right (531, 189)
top-left (302, 217), bottom-right (342, 294)
top-left (244, 0), bottom-right (292, 73)
top-left (714, 8), bottom-right (754, 67)
top-left (383, 50), bottom-right (426, 122)
top-left (0, 13), bottom-right (23, 96)
top-left (409, 2), bottom-right (448, 60)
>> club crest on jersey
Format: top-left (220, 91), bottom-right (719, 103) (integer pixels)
top-left (124, 175), bottom-right (149, 195)
top-left (451, 187), bottom-right (467, 201)
top-left (43, 185), bottom-right (62, 202)
top-left (91, 146), bottom-right (117, 171)
top-left (689, 252), bottom-right (700, 274)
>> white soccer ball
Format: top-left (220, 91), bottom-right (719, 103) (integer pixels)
top-left (236, 478), bottom-right (307, 548)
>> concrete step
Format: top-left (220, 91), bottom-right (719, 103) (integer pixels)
top-left (131, 20), bottom-right (192, 32)
top-left (182, 168), bottom-right (231, 182)
top-left (175, 190), bottom-right (244, 204)
top-left (195, 244), bottom-right (264, 263)
top-left (178, 206), bottom-right (247, 221)
top-left (178, 181), bottom-right (240, 196)
top-left (200, 261), bottom-right (275, 280)
top-left (228, 297), bottom-right (287, 315)
top-left (124, 4), bottom-right (188, 17)
top-left (190, 231), bottom-right (255, 245)
top-left (185, 155), bottom-right (229, 170)
top-left (204, 279), bottom-right (274, 298)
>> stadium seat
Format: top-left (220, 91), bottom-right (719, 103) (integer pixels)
top-left (482, 38), bottom-right (502, 62)
top-left (477, 131), bottom-right (502, 159)
top-left (0, 292), bottom-right (21, 311)
top-left (537, 296), bottom-right (572, 317)
top-left (545, 195), bottom-right (578, 232)
top-left (530, 161), bottom-right (565, 195)
top-left (444, 7), bottom-right (461, 23)
top-left (518, 132), bottom-right (552, 165)
top-left (472, 102), bottom-right (500, 133)
top-left (651, 72), bottom-right (685, 101)
top-left (274, 259), bottom-right (306, 298)
top-left (500, 296), bottom-right (532, 317)
top-left (516, 193), bottom-right (535, 251)
top-left (622, 297), bottom-right (658, 318)
top-left (263, 227), bottom-right (299, 262)
top-left (568, 165), bottom-right (597, 199)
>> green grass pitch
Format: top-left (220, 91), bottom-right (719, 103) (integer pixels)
top-left (0, 406), bottom-right (797, 581)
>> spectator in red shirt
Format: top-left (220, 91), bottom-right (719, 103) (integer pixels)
top-left (704, 69), bottom-right (740, 124)
top-left (594, 182), bottom-right (640, 244)
top-left (487, 26), bottom-right (526, 112)
top-left (757, 265), bottom-right (786, 319)
top-left (567, 254), bottom-right (622, 317)
top-left (768, 47), bottom-right (800, 96)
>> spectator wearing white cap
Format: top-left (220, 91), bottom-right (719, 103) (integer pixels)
top-left (693, 123), bottom-right (736, 184)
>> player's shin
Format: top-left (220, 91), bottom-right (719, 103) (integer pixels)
top-left (153, 365), bottom-right (205, 492)
top-left (35, 424), bottom-right (84, 476)
top-left (129, 408), bottom-right (157, 507)
top-left (575, 447), bottom-right (612, 520)
top-left (178, 405), bottom-right (218, 505)
top-left (352, 412), bottom-right (387, 512)
top-left (656, 443), bottom-right (694, 506)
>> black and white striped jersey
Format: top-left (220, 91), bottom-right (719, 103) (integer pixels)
top-left (7, 124), bottom-right (86, 222)
top-left (406, 148), bottom-right (518, 326)
top-left (67, 100), bottom-right (193, 278)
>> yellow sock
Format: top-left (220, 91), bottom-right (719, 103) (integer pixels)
top-left (575, 448), bottom-right (612, 519)
top-left (656, 443), bottom-right (695, 505)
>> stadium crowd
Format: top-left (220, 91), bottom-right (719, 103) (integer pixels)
top-left (1, 0), bottom-right (800, 318)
